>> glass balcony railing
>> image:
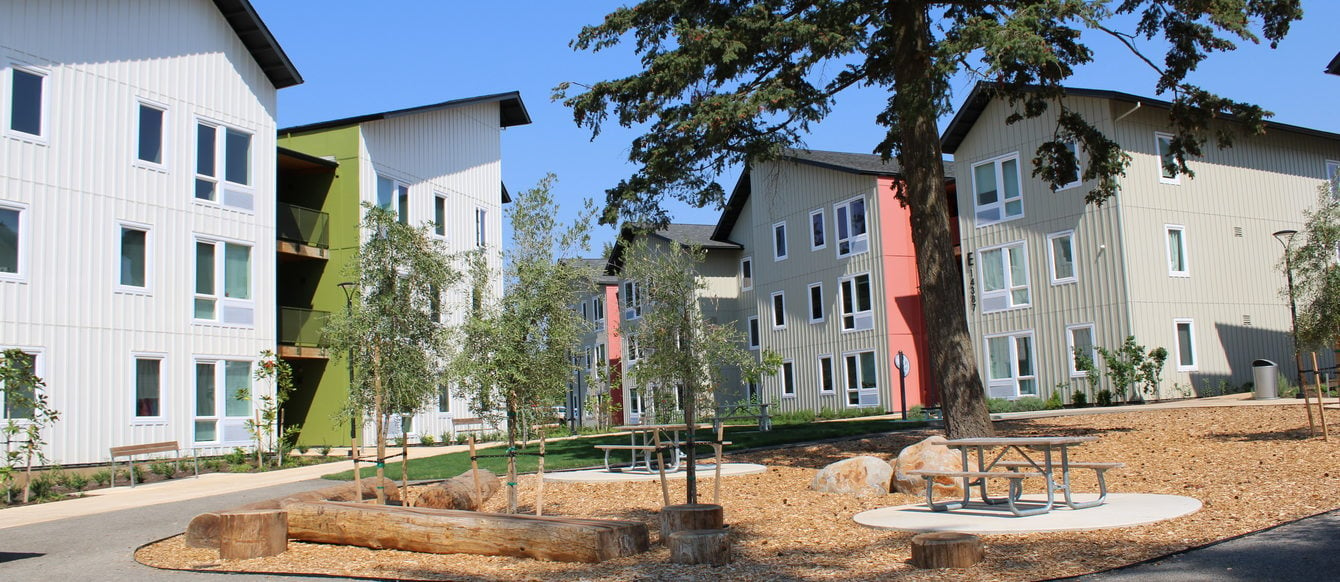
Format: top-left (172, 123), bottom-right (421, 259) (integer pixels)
top-left (277, 203), bottom-right (329, 250)
top-left (279, 307), bottom-right (328, 347)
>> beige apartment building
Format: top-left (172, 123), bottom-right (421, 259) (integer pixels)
top-left (944, 84), bottom-right (1340, 401)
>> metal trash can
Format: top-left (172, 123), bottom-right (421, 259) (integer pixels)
top-left (1252, 359), bottom-right (1278, 400)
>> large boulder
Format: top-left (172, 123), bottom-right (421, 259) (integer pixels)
top-left (891, 436), bottom-right (965, 497)
top-left (810, 455), bottom-right (894, 496)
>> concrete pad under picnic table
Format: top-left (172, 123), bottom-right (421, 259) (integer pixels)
top-left (543, 463), bottom-right (767, 483)
top-left (854, 493), bottom-right (1201, 534)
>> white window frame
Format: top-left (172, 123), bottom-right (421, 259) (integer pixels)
top-left (131, 352), bottom-right (167, 424)
top-left (983, 330), bottom-right (1038, 399)
top-left (839, 273), bottom-right (874, 331)
top-left (593, 296), bottom-right (605, 329)
top-left (376, 175), bottom-right (410, 224)
top-left (834, 195), bottom-right (869, 258)
top-left (0, 347), bottom-right (43, 422)
top-left (194, 119), bottom-right (254, 211)
top-left (432, 192), bottom-right (448, 239)
top-left (1056, 141), bottom-right (1081, 191)
top-left (740, 257), bottom-right (753, 291)
top-left (626, 334), bottom-right (640, 362)
top-left (808, 282), bottom-right (825, 324)
top-left (1174, 318), bottom-right (1198, 371)
top-left (817, 354), bottom-right (835, 394)
top-left (192, 236), bottom-right (254, 327)
top-left (191, 358), bottom-right (255, 445)
top-left (747, 316), bottom-right (760, 350)
top-left (770, 291), bottom-right (787, 329)
top-left (1155, 132), bottom-right (1180, 184)
top-left (781, 360), bottom-right (796, 398)
top-left (972, 152), bottom-right (1024, 226)
top-left (5, 63), bottom-right (49, 143)
top-left (0, 201), bottom-right (29, 282)
top-left (437, 383), bottom-right (452, 414)
top-left (1047, 230), bottom-right (1077, 285)
top-left (475, 207), bottom-right (487, 248)
top-left (622, 281), bottom-right (642, 319)
top-left (1166, 224), bottom-right (1190, 277)
top-left (116, 221), bottom-right (152, 294)
top-left (1327, 159), bottom-right (1340, 185)
top-left (809, 208), bottom-right (826, 251)
top-left (1066, 323), bottom-right (1097, 378)
top-left (773, 221), bottom-right (788, 261)
top-left (134, 99), bottom-right (168, 169)
top-left (978, 241), bottom-right (1031, 313)
top-left (841, 350), bottom-right (880, 407)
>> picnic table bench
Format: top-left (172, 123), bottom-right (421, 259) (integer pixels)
top-left (710, 403), bottom-right (771, 432)
top-left (109, 440), bottom-right (199, 487)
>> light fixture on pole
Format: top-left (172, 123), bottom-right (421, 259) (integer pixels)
top-left (338, 281), bottom-right (358, 456)
top-left (1272, 230), bottom-right (1303, 405)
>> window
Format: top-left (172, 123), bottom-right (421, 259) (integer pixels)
top-left (1156, 132), bottom-right (1179, 183)
top-left (771, 291), bottom-right (786, 329)
top-left (627, 334), bottom-right (640, 361)
top-left (133, 356), bottom-right (163, 419)
top-left (119, 224), bottom-right (149, 290)
top-left (194, 239), bottom-right (253, 325)
top-left (475, 208), bottom-right (487, 247)
top-left (596, 344), bottom-right (606, 368)
top-left (1166, 225), bottom-right (1189, 277)
top-left (843, 351), bottom-right (879, 407)
top-left (973, 154), bottom-right (1023, 225)
top-left (839, 273), bottom-right (874, 331)
top-left (979, 242), bottom-right (1030, 312)
top-left (376, 176), bottom-right (409, 224)
top-left (818, 355), bottom-right (835, 394)
top-left (0, 203), bottom-right (24, 278)
top-left (1066, 324), bottom-right (1096, 377)
top-left (808, 282), bottom-right (824, 323)
top-left (1047, 230), bottom-right (1076, 285)
top-left (810, 209), bottom-right (826, 250)
top-left (740, 257), bottom-right (753, 291)
top-left (433, 193), bottom-right (447, 237)
top-left (834, 196), bottom-right (868, 257)
top-left (593, 297), bottom-right (604, 325)
top-left (622, 281), bottom-right (642, 319)
top-left (1174, 319), bottom-right (1197, 371)
top-left (195, 122), bottom-right (253, 209)
top-left (438, 384), bottom-right (451, 413)
top-left (8, 66), bottom-right (45, 138)
top-left (429, 284), bottom-right (442, 323)
top-left (193, 360), bottom-right (252, 443)
top-left (137, 103), bottom-right (165, 165)
top-left (747, 316), bottom-right (760, 349)
top-left (773, 221), bottom-right (788, 260)
top-left (781, 361), bottom-right (796, 397)
top-left (984, 331), bottom-right (1037, 399)
top-left (1327, 160), bottom-right (1340, 185)
top-left (1, 351), bottom-right (37, 419)
top-left (745, 381), bottom-right (759, 401)
top-left (1057, 141), bottom-right (1081, 190)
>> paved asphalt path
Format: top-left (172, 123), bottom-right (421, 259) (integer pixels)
top-left (0, 478), bottom-right (351, 581)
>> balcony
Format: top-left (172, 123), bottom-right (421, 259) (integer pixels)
top-left (277, 203), bottom-right (329, 260)
top-left (278, 307), bottom-right (329, 359)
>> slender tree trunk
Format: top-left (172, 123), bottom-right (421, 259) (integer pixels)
top-left (372, 347), bottom-right (387, 504)
top-left (682, 303), bottom-right (697, 504)
top-left (888, 2), bottom-right (993, 439)
top-left (505, 393), bottom-right (518, 514)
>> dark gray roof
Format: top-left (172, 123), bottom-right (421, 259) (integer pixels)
top-left (1328, 52), bottom-right (1340, 76)
top-left (941, 82), bottom-right (1340, 154)
top-left (606, 224), bottom-right (742, 274)
top-left (212, 0), bottom-right (302, 89)
top-left (278, 91), bottom-right (532, 134)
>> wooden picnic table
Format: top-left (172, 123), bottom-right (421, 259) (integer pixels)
top-left (906, 435), bottom-right (1122, 517)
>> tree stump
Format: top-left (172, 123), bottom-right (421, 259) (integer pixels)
top-left (218, 509), bottom-right (287, 560)
top-left (667, 529), bottom-right (731, 566)
top-left (910, 531), bottom-right (983, 569)
top-left (660, 503), bottom-right (723, 542)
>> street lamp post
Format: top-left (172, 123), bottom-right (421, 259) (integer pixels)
top-left (1272, 230), bottom-right (1304, 406)
top-left (338, 281), bottom-right (358, 456)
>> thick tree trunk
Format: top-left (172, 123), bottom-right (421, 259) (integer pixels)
top-left (888, 2), bottom-right (994, 439)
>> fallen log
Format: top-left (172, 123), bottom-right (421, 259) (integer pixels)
top-left (285, 501), bottom-right (649, 563)
top-left (415, 469), bottom-right (501, 510)
top-left (186, 477), bottom-right (400, 548)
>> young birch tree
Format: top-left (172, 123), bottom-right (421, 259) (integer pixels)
top-left (1286, 184), bottom-right (1340, 351)
top-left (453, 175), bottom-right (598, 513)
top-left (0, 349), bottom-right (58, 504)
top-left (558, 0), bottom-right (1303, 438)
top-left (323, 204), bottom-right (457, 503)
top-left (621, 238), bottom-right (780, 504)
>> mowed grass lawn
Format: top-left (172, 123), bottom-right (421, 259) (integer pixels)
top-left (324, 418), bottom-right (930, 481)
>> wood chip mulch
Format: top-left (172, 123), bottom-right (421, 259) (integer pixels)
top-left (136, 405), bottom-right (1340, 581)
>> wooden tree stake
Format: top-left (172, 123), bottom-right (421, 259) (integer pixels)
top-left (910, 531), bottom-right (984, 569)
top-left (713, 425), bottom-right (724, 504)
top-left (654, 429), bottom-right (669, 506)
top-left (1312, 352), bottom-right (1330, 441)
top-left (535, 431), bottom-right (547, 516)
top-left (469, 435), bottom-right (483, 505)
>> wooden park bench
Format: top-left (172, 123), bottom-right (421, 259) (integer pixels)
top-left (452, 417), bottom-right (489, 438)
top-left (108, 440), bottom-right (199, 487)
top-left (710, 402), bottom-right (771, 432)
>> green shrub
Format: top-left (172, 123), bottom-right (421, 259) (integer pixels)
top-left (26, 474), bottom-right (55, 499)
top-left (1096, 389), bottom-right (1114, 407)
top-left (1071, 391), bottom-right (1089, 408)
top-left (130, 464), bottom-right (146, 484)
top-left (295, 444), bottom-right (310, 454)
top-left (318, 445), bottom-right (333, 457)
top-left (149, 462), bottom-right (176, 480)
top-left (224, 447), bottom-right (249, 465)
top-left (1045, 391), bottom-right (1065, 410)
top-left (772, 409), bottom-right (816, 425)
top-left (62, 472), bottom-right (89, 492)
top-left (418, 434), bottom-right (436, 446)
top-left (90, 469), bottom-right (113, 488)
top-left (906, 405), bottom-right (925, 420)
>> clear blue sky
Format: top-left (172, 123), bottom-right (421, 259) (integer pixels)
top-left (253, 1), bottom-right (1340, 255)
